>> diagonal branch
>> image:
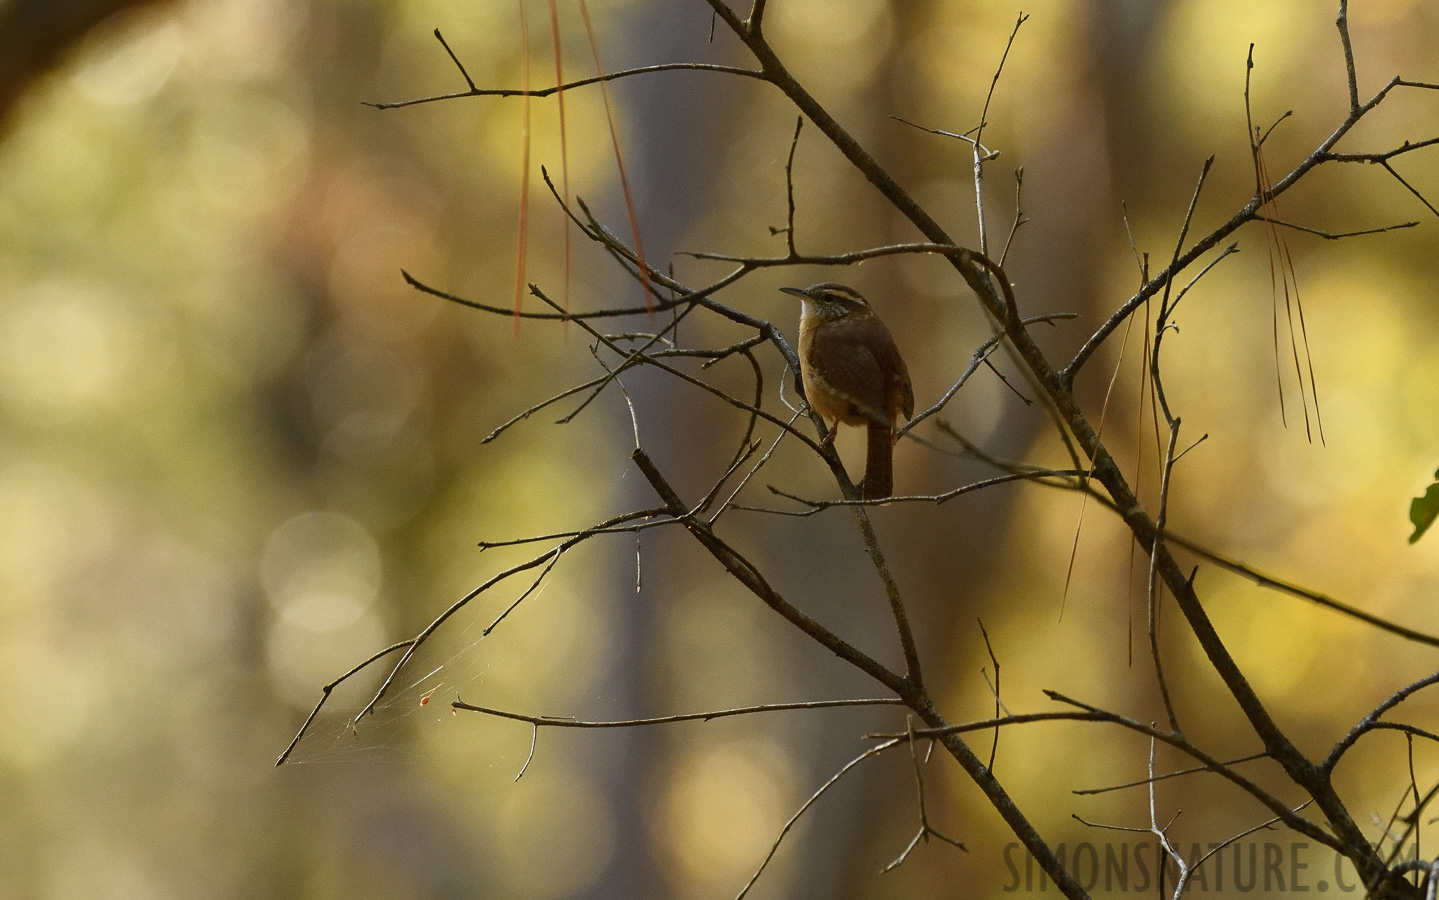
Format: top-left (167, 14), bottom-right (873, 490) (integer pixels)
top-left (631, 447), bottom-right (907, 695)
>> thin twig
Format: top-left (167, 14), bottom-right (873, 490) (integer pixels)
top-left (1000, 167), bottom-right (1027, 265)
top-left (883, 718), bottom-right (967, 872)
top-left (779, 116), bottom-right (802, 255)
top-left (366, 62), bottom-right (768, 109)
top-left (1074, 752), bottom-right (1269, 796)
top-left (899, 313), bottom-right (1077, 438)
top-left (1188, 804), bottom-right (1308, 884)
top-left (1325, 672), bottom-right (1439, 772)
top-left (711, 412), bottom-right (805, 526)
top-left (1003, 466), bottom-right (1439, 649)
top-left (1339, 0), bottom-right (1359, 113)
top-left (477, 507), bottom-right (666, 551)
top-left (875, 698), bottom-right (1326, 849)
top-left (1167, 535), bottom-right (1439, 649)
top-left (275, 640), bottom-right (415, 766)
top-left (515, 725), bottom-right (538, 781)
top-left (1150, 736), bottom-right (1187, 896)
top-left (737, 739), bottom-right (901, 899)
top-left (1147, 419), bottom-right (1184, 735)
top-left (432, 29), bottom-right (476, 91)
top-left (972, 13), bottom-right (1029, 255)
top-left (747, 0), bottom-right (768, 35)
top-left (632, 447), bottom-right (907, 694)
top-left (482, 546), bottom-right (562, 636)
top-left (1254, 216), bottom-right (1419, 239)
top-left (890, 116), bottom-right (998, 159)
top-left (452, 696), bottom-right (905, 727)
top-left (978, 619), bottom-right (1003, 771)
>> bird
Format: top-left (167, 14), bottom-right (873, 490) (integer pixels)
top-left (781, 282), bottom-right (913, 499)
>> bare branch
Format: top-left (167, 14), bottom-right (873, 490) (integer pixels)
top-left (631, 447), bottom-right (907, 695)
top-left (978, 619), bottom-right (1003, 771)
top-left (874, 702), bottom-right (1330, 851)
top-left (481, 547), bottom-right (563, 636)
top-left (432, 28), bottom-right (477, 92)
top-left (746, 0), bottom-right (768, 35)
top-left (738, 739), bottom-right (901, 899)
top-left (275, 640), bottom-right (414, 766)
top-left (515, 724), bottom-right (538, 781)
top-left (1148, 737), bottom-right (1189, 896)
top-left (884, 719), bottom-right (967, 873)
top-left (764, 469), bottom-right (1083, 514)
top-left (776, 116), bottom-right (802, 255)
top-left (710, 412), bottom-right (805, 526)
top-left (1000, 167), bottom-right (1027, 265)
top-left (1187, 804), bottom-right (1307, 887)
top-left (282, 5), bottom-right (1439, 896)
top-left (890, 115), bottom-right (997, 159)
top-left (1036, 692), bottom-right (1343, 852)
top-left (403, 267), bottom-right (715, 322)
top-left (1146, 419), bottom-right (1183, 735)
top-left (476, 507), bottom-right (667, 551)
top-left (1254, 216), bottom-right (1419, 239)
top-left (900, 313), bottom-right (1076, 438)
top-left (452, 696), bottom-right (905, 727)
top-left (1074, 752), bottom-right (1270, 796)
top-left (684, 239), bottom-right (971, 265)
top-left (366, 62), bottom-right (768, 110)
top-left (973, 13), bottom-right (1029, 255)
top-left (1001, 464), bottom-right (1439, 649)
top-left (1166, 534), bottom-right (1439, 649)
top-left (1338, 0), bottom-right (1359, 113)
top-left (848, 499), bottom-right (923, 687)
top-left (1325, 672), bottom-right (1439, 772)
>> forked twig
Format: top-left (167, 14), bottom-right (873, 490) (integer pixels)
top-left (883, 718), bottom-right (967, 873)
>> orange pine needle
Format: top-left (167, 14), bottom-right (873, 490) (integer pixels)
top-left (513, 0), bottom-right (533, 337)
top-left (546, 0), bottom-right (572, 320)
top-left (1060, 304), bottom-right (1141, 621)
top-left (577, 0), bottom-right (652, 315)
top-left (1125, 296), bottom-right (1156, 665)
top-left (1256, 139), bottom-right (1324, 443)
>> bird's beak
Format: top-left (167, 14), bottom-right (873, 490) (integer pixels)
top-left (778, 287), bottom-right (808, 299)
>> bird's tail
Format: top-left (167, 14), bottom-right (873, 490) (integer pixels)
top-left (863, 423), bottom-right (894, 500)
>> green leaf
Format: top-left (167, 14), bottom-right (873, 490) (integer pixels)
top-left (1409, 468), bottom-right (1439, 544)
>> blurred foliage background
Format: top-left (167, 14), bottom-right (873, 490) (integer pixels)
top-left (1, 0), bottom-right (1438, 897)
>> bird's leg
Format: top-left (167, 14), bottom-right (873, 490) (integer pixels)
top-left (819, 421), bottom-right (837, 450)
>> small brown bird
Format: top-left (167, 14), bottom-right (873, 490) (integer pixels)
top-left (782, 283), bottom-right (914, 499)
